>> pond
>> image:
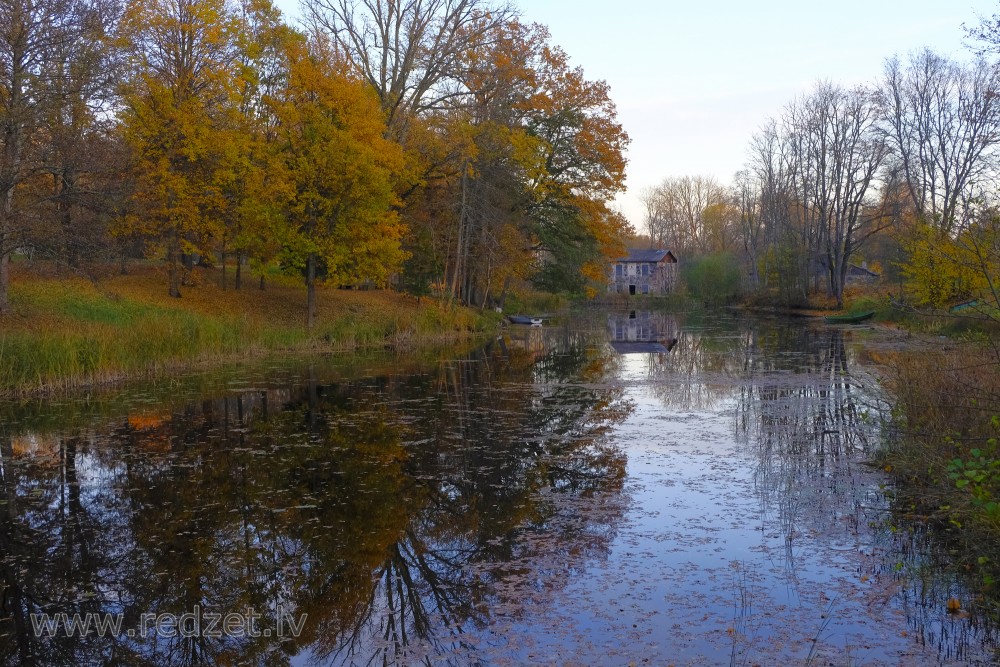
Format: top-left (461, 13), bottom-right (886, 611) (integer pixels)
top-left (1, 310), bottom-right (998, 666)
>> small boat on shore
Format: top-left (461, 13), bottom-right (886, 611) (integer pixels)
top-left (949, 299), bottom-right (980, 313)
top-left (824, 310), bottom-right (875, 324)
top-left (507, 315), bottom-right (543, 326)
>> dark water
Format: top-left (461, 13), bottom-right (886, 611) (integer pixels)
top-left (1, 311), bottom-right (998, 666)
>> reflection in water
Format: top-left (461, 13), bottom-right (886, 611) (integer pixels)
top-left (0, 337), bottom-right (631, 666)
top-left (606, 310), bottom-right (678, 355)
top-left (603, 313), bottom-right (1000, 664)
top-left (3, 312), bottom-right (999, 665)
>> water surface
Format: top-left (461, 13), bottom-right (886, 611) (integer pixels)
top-left (1, 310), bottom-right (997, 665)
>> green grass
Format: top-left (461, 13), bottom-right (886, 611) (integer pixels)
top-left (0, 270), bottom-right (499, 397)
top-left (505, 289), bottom-right (568, 314)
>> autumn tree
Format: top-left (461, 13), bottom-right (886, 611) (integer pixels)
top-left (1, 0), bottom-right (101, 312)
top-left (118, 0), bottom-right (241, 297)
top-left (214, 0), bottom-right (299, 290)
top-left (268, 38), bottom-right (405, 327)
top-left (35, 0), bottom-right (124, 269)
top-left (440, 18), bottom-right (541, 304)
top-left (302, 0), bottom-right (520, 304)
top-left (522, 37), bottom-right (630, 294)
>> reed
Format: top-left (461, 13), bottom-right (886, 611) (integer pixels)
top-left (881, 346), bottom-right (1000, 530)
top-left (0, 269), bottom-right (498, 397)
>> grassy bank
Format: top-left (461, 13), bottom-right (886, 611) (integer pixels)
top-left (876, 343), bottom-right (1000, 591)
top-left (0, 265), bottom-right (499, 397)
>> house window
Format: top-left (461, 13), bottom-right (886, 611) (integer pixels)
top-left (615, 264), bottom-right (623, 276)
top-left (642, 284), bottom-right (650, 294)
top-left (641, 264), bottom-right (649, 277)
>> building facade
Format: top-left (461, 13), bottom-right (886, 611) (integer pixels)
top-left (609, 249), bottom-right (678, 295)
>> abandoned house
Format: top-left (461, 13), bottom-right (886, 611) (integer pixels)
top-left (609, 249), bottom-right (678, 295)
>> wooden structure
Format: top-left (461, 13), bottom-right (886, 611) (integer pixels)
top-left (609, 249), bottom-right (678, 295)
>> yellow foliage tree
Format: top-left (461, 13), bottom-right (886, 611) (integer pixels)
top-left (269, 39), bottom-right (406, 327)
top-left (901, 220), bottom-right (1000, 309)
top-left (118, 0), bottom-right (241, 297)
top-left (215, 0), bottom-right (299, 290)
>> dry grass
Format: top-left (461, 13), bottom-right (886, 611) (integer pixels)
top-left (881, 345), bottom-right (1000, 530)
top-left (0, 264), bottom-right (497, 397)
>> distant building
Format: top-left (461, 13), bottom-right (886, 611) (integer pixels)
top-left (609, 248), bottom-right (678, 295)
top-left (846, 262), bottom-right (880, 284)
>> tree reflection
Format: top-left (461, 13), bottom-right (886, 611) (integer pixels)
top-left (0, 331), bottom-right (631, 666)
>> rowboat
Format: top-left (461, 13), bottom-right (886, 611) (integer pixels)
top-left (507, 315), bottom-right (543, 326)
top-left (824, 310), bottom-right (875, 324)
top-left (949, 299), bottom-right (980, 313)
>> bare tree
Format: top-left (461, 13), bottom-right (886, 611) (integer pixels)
top-left (792, 82), bottom-right (889, 306)
top-left (744, 122), bottom-right (797, 296)
top-left (37, 0), bottom-right (124, 269)
top-left (878, 50), bottom-right (1000, 235)
top-left (641, 175), bottom-right (728, 255)
top-left (733, 169), bottom-right (763, 290)
top-left (301, 0), bottom-right (514, 133)
top-left (740, 85), bottom-right (890, 307)
top-left (1, 0), bottom-right (83, 312)
top-left (963, 8), bottom-right (1000, 57)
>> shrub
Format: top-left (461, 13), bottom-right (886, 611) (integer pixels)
top-left (682, 253), bottom-right (741, 304)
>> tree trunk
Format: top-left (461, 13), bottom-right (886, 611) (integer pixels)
top-left (58, 168), bottom-right (79, 268)
top-left (451, 160), bottom-right (469, 301)
top-left (306, 253), bottom-right (317, 329)
top-left (835, 257), bottom-right (849, 309)
top-left (497, 276), bottom-right (511, 311)
top-left (1, 175), bottom-right (14, 313)
top-left (221, 248), bottom-right (227, 290)
top-left (0, 251), bottom-right (9, 314)
top-left (167, 230), bottom-right (182, 298)
top-left (235, 252), bottom-right (242, 290)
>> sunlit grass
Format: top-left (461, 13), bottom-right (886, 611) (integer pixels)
top-left (0, 266), bottom-right (498, 396)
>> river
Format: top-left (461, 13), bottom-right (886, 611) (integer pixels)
top-left (1, 309), bottom-right (997, 666)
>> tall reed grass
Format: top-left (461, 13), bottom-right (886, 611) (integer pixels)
top-left (0, 274), bottom-right (497, 397)
top-left (882, 347), bottom-right (1000, 530)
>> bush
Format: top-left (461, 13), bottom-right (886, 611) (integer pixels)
top-left (682, 253), bottom-right (741, 304)
top-left (884, 348), bottom-right (1000, 530)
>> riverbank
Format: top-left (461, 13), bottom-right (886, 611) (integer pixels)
top-left (874, 342), bottom-right (1000, 587)
top-left (0, 265), bottom-right (499, 398)
top-left (734, 284), bottom-right (1000, 339)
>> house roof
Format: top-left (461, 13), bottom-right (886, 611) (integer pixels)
top-left (848, 263), bottom-right (880, 277)
top-left (616, 248), bottom-right (676, 263)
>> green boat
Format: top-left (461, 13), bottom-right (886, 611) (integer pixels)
top-left (949, 299), bottom-right (980, 313)
top-left (824, 310), bottom-right (875, 324)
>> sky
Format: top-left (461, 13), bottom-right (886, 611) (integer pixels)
top-left (276, 0), bottom-right (998, 231)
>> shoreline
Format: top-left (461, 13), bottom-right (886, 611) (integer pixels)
top-left (0, 267), bottom-right (500, 400)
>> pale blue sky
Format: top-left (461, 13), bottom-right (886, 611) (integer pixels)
top-left (277, 0), bottom-right (998, 228)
